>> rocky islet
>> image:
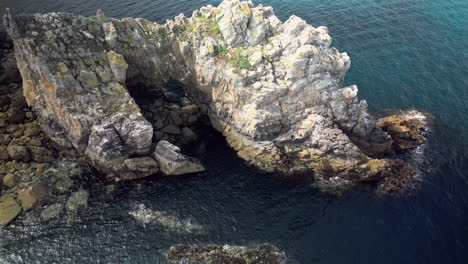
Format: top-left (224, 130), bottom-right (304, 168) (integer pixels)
top-left (167, 243), bottom-right (288, 264)
top-left (0, 0), bottom-right (429, 238)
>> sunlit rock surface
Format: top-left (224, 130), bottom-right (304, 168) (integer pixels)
top-left (3, 0), bottom-right (422, 184)
top-left (153, 140), bottom-right (205, 175)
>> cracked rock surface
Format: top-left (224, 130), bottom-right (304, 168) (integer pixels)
top-left (3, 0), bottom-right (421, 184)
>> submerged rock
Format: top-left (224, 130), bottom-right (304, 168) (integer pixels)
top-left (377, 110), bottom-right (428, 152)
top-left (2, 0), bottom-right (427, 187)
top-left (153, 140), bottom-right (205, 176)
top-left (40, 203), bottom-right (64, 221)
top-left (65, 190), bottom-right (89, 211)
top-left (167, 243), bottom-right (287, 264)
top-left (0, 194), bottom-right (21, 227)
top-left (129, 204), bottom-right (204, 234)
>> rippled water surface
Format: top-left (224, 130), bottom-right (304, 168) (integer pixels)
top-left (1, 0), bottom-right (468, 263)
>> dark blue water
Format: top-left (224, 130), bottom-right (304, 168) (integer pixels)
top-left (1, 0), bottom-right (467, 263)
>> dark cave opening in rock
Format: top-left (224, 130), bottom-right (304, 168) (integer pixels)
top-left (124, 78), bottom-right (208, 150)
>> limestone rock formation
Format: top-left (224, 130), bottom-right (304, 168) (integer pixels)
top-left (3, 0), bottom-right (422, 184)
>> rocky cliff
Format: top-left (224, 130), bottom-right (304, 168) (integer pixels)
top-left (3, 0), bottom-right (422, 184)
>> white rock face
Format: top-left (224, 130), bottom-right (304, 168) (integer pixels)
top-left (4, 0), bottom-right (403, 181)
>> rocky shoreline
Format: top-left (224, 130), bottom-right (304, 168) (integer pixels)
top-left (0, 32), bottom-right (93, 226)
top-left (0, 0), bottom-right (431, 238)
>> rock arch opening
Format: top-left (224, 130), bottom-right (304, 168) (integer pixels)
top-left (124, 78), bottom-right (207, 150)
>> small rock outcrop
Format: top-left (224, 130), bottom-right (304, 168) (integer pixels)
top-left (129, 204), bottom-right (205, 234)
top-left (154, 140), bottom-right (205, 175)
top-left (65, 190), bottom-right (89, 211)
top-left (167, 243), bottom-right (287, 264)
top-left (3, 0), bottom-right (426, 185)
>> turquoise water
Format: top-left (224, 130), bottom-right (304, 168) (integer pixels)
top-left (1, 0), bottom-right (467, 263)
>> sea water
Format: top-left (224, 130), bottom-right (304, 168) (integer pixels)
top-left (0, 0), bottom-right (467, 263)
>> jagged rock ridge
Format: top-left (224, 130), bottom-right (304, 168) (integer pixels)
top-left (3, 0), bottom-right (418, 183)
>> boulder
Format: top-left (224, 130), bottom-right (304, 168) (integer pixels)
top-left (0, 194), bottom-right (22, 227)
top-left (23, 122), bottom-right (41, 137)
top-left (121, 157), bottom-right (159, 179)
top-left (153, 140), bottom-right (205, 176)
top-left (18, 183), bottom-right (50, 210)
top-left (0, 146), bottom-right (9, 160)
top-left (377, 111), bottom-right (427, 152)
top-left (2, 172), bottom-right (19, 187)
top-left (7, 144), bottom-right (30, 162)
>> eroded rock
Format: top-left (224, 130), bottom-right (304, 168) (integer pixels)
top-left (3, 0), bottom-right (427, 186)
top-left (0, 194), bottom-right (21, 227)
top-left (153, 140), bottom-right (205, 176)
